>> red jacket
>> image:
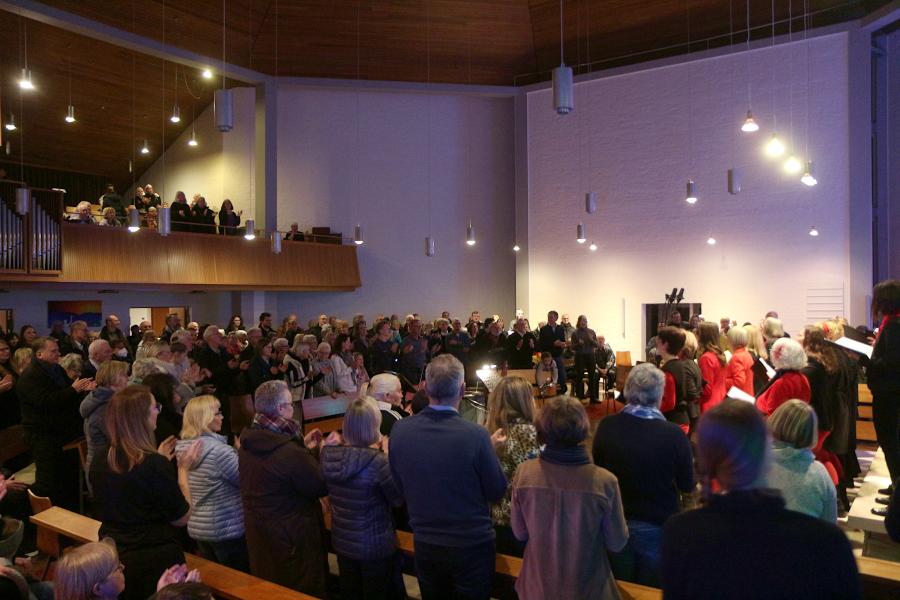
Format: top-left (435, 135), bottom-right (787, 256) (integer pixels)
top-left (699, 352), bottom-right (728, 413)
top-left (755, 370), bottom-right (811, 416)
top-left (725, 347), bottom-right (755, 396)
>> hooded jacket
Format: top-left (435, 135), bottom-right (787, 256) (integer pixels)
top-left (238, 426), bottom-right (328, 596)
top-left (768, 443), bottom-right (837, 522)
top-left (80, 386), bottom-right (115, 472)
top-left (320, 445), bottom-right (403, 561)
top-left (176, 432), bottom-right (244, 542)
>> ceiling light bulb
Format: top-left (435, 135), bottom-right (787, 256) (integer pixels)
top-left (512, 244), bottom-right (521, 252)
top-left (783, 155), bottom-right (802, 175)
top-left (202, 69), bottom-right (213, 79)
top-left (188, 130), bottom-right (198, 147)
top-left (801, 161), bottom-right (817, 186)
top-left (589, 243), bottom-right (598, 251)
top-left (170, 104), bottom-right (181, 124)
top-left (765, 133), bottom-right (785, 158)
top-left (140, 139), bottom-right (150, 155)
top-left (741, 110), bottom-right (759, 132)
top-left (18, 69), bottom-right (34, 90)
top-left (706, 237), bottom-right (717, 246)
top-left (576, 223), bottom-right (586, 244)
top-left (808, 226), bottom-right (819, 237)
top-left (65, 105), bottom-right (76, 123)
top-left (685, 180), bottom-right (698, 204)
top-left (354, 224), bottom-right (364, 245)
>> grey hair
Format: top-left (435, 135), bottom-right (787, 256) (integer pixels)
top-left (202, 325), bottom-right (221, 343)
top-left (131, 358), bottom-right (167, 382)
top-left (59, 353), bottom-right (83, 376)
top-left (302, 334), bottom-right (318, 347)
top-left (623, 363), bottom-right (665, 408)
top-left (425, 354), bottom-right (465, 405)
top-left (88, 339), bottom-right (110, 360)
top-left (245, 327), bottom-right (262, 338)
top-left (763, 317), bottom-right (784, 339)
top-left (727, 326), bottom-right (749, 348)
top-left (272, 337), bottom-right (289, 350)
top-left (76, 200), bottom-right (91, 211)
top-left (770, 338), bottom-right (807, 371)
top-left (254, 380), bottom-right (290, 417)
top-left (291, 334), bottom-right (308, 354)
top-left (317, 342), bottom-right (332, 354)
top-left (170, 329), bottom-right (192, 345)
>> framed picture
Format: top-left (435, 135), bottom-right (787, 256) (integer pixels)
top-left (48, 301), bottom-right (102, 328)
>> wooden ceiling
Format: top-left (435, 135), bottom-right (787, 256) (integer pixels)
top-left (0, 0), bottom-right (888, 191)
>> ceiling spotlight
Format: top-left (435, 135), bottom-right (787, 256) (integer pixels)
top-left (170, 104), bottom-right (181, 124)
top-left (187, 130), bottom-right (198, 147)
top-left (202, 68), bottom-right (213, 79)
top-left (808, 226), bottom-right (819, 237)
top-left (466, 221), bottom-right (476, 246)
top-left (765, 133), bottom-right (785, 158)
top-left (140, 139), bottom-right (150, 155)
top-left (685, 180), bottom-right (698, 204)
top-left (741, 110), bottom-right (759, 132)
top-left (65, 105), bottom-right (76, 123)
top-left (354, 224), bottom-right (364, 245)
top-left (18, 69), bottom-right (34, 91)
top-left (783, 155), bottom-right (802, 175)
top-left (4, 114), bottom-right (16, 132)
top-left (576, 223), bottom-right (586, 244)
top-left (801, 161), bottom-right (817, 186)
top-left (512, 244), bottom-right (521, 252)
top-left (589, 243), bottom-right (598, 251)
top-left (706, 237), bottom-right (717, 246)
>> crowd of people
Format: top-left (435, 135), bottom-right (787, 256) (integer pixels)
top-left (0, 280), bottom-right (898, 599)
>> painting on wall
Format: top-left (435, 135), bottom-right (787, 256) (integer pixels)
top-left (47, 301), bottom-right (102, 328)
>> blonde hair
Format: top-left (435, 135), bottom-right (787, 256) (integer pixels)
top-left (342, 397), bottom-right (382, 447)
top-left (743, 324), bottom-right (768, 360)
top-left (181, 395), bottom-right (220, 440)
top-left (763, 317), bottom-right (784, 339)
top-left (95, 361), bottom-right (130, 388)
top-left (59, 353), bottom-right (84, 377)
top-left (680, 331), bottom-right (699, 360)
top-left (821, 319), bottom-right (845, 342)
top-left (486, 376), bottom-right (535, 432)
top-left (12, 348), bottom-right (32, 372)
top-left (54, 538), bottom-right (119, 600)
top-left (769, 399), bottom-right (818, 449)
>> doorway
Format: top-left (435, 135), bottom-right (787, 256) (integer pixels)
top-left (643, 302), bottom-right (702, 358)
top-left (129, 307), bottom-right (190, 335)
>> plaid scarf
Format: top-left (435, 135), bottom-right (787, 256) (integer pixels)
top-left (622, 403), bottom-right (666, 421)
top-left (251, 412), bottom-right (301, 439)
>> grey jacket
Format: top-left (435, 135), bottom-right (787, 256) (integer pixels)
top-left (176, 432), bottom-right (245, 542)
top-left (79, 386), bottom-right (115, 473)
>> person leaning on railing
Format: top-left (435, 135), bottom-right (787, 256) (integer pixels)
top-left (217, 199), bottom-right (241, 235)
top-left (191, 196), bottom-right (216, 234)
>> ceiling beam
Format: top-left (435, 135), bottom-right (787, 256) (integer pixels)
top-left (0, 0), bottom-right (270, 85)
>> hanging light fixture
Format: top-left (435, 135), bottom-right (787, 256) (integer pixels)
top-left (425, 236), bottom-right (435, 257)
top-left (576, 222), bottom-right (586, 244)
top-left (15, 187), bottom-right (30, 215)
top-left (585, 191), bottom-right (598, 214)
top-left (552, 0), bottom-right (574, 115)
top-left (128, 159), bottom-right (133, 173)
top-left (808, 225), bottom-right (819, 237)
top-left (127, 208), bottom-right (141, 232)
top-left (783, 154), bottom-right (802, 174)
top-left (65, 105), bottom-right (76, 124)
top-left (4, 114), bottom-right (16, 132)
top-left (18, 68), bottom-right (34, 91)
top-left (466, 221), bottom-right (476, 246)
top-left (244, 219), bottom-right (256, 240)
top-left (741, 110), bottom-right (759, 132)
top-left (271, 231), bottom-right (282, 254)
top-left (589, 243), bottom-right (598, 251)
top-left (764, 133), bottom-right (784, 157)
top-left (740, 1), bottom-right (757, 132)
top-left (801, 160), bottom-right (817, 186)
top-left (706, 236), bottom-right (717, 245)
top-left (158, 206), bottom-right (171, 236)
top-left (354, 224), bottom-right (364, 245)
top-left (5, 141), bottom-right (11, 155)
top-left (202, 68), bottom-right (213, 79)
top-left (215, 0), bottom-right (234, 132)
top-left (140, 139), bottom-right (150, 155)
top-left (170, 104), bottom-right (181, 124)
top-left (512, 243), bottom-right (521, 252)
top-left (188, 129), bottom-right (198, 147)
top-left (685, 180), bottom-right (698, 204)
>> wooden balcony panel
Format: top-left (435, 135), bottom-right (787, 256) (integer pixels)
top-left (4, 224), bottom-right (361, 291)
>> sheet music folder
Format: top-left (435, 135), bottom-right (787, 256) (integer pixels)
top-left (726, 386), bottom-right (756, 404)
top-left (829, 337), bottom-right (873, 359)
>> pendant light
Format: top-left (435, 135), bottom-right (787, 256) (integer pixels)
top-left (271, 231), bottom-right (282, 254)
top-left (589, 243), bottom-right (598, 251)
top-left (423, 0), bottom-right (435, 257)
top-left (170, 66), bottom-right (181, 123)
top-left (354, 224), bottom-right (364, 245)
top-left (801, 161), bottom-right (817, 186)
top-left (15, 187), bottom-right (30, 215)
top-left (740, 1), bottom-right (758, 132)
top-left (202, 68), bottom-right (213, 79)
top-left (764, 132), bottom-right (784, 157)
top-left (351, 1), bottom-right (365, 247)
top-left (706, 237), bottom-right (717, 246)
top-left (685, 180), bottom-right (698, 204)
top-left (552, 0), bottom-right (574, 114)
top-left (187, 105), bottom-right (198, 146)
top-left (513, 244), bottom-right (521, 252)
top-left (140, 139), bottom-right (150, 155)
top-left (127, 208), bottom-right (141, 232)
top-left (18, 69), bottom-right (34, 91)
top-left (244, 220), bottom-right (256, 240)
top-left (4, 114), bottom-right (16, 132)
top-left (128, 159), bottom-right (133, 173)
top-left (18, 21), bottom-right (34, 90)
top-left (800, 0), bottom-right (817, 187)
top-left (466, 221), bottom-right (476, 246)
top-left (425, 236), bottom-right (436, 257)
top-left (158, 206), bottom-right (171, 236)
top-left (782, 1), bottom-right (801, 176)
top-left (576, 223), bottom-right (586, 244)
top-left (783, 155), bottom-right (802, 174)
top-left (585, 192), bottom-right (598, 214)
top-left (65, 59), bottom-right (76, 123)
top-left (215, 0), bottom-right (234, 132)
top-left (764, 0), bottom-right (783, 158)
top-left (808, 225), bottom-right (819, 237)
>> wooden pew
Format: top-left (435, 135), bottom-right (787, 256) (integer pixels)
top-left (0, 425), bottom-right (28, 466)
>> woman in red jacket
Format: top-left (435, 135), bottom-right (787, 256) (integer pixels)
top-left (725, 327), bottom-right (755, 396)
top-left (756, 338), bottom-right (811, 416)
top-left (697, 323), bottom-right (728, 413)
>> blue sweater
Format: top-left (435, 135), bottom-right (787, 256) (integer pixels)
top-left (389, 406), bottom-right (507, 547)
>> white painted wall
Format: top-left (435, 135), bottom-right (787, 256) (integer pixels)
top-left (133, 87), bottom-right (256, 217)
top-left (526, 33), bottom-right (861, 358)
top-left (274, 86), bottom-right (516, 322)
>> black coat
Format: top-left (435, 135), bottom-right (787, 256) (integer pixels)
top-left (320, 445), bottom-right (403, 561)
top-left (191, 206), bottom-right (216, 234)
top-left (170, 200), bottom-right (192, 232)
top-left (58, 336), bottom-right (89, 362)
top-left (16, 359), bottom-right (82, 446)
top-left (506, 331), bottom-right (537, 369)
top-left (218, 211), bottom-right (241, 235)
top-left (802, 358), bottom-right (839, 436)
top-left (868, 318), bottom-right (900, 395)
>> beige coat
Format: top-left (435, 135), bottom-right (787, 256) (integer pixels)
top-left (511, 456), bottom-right (628, 600)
